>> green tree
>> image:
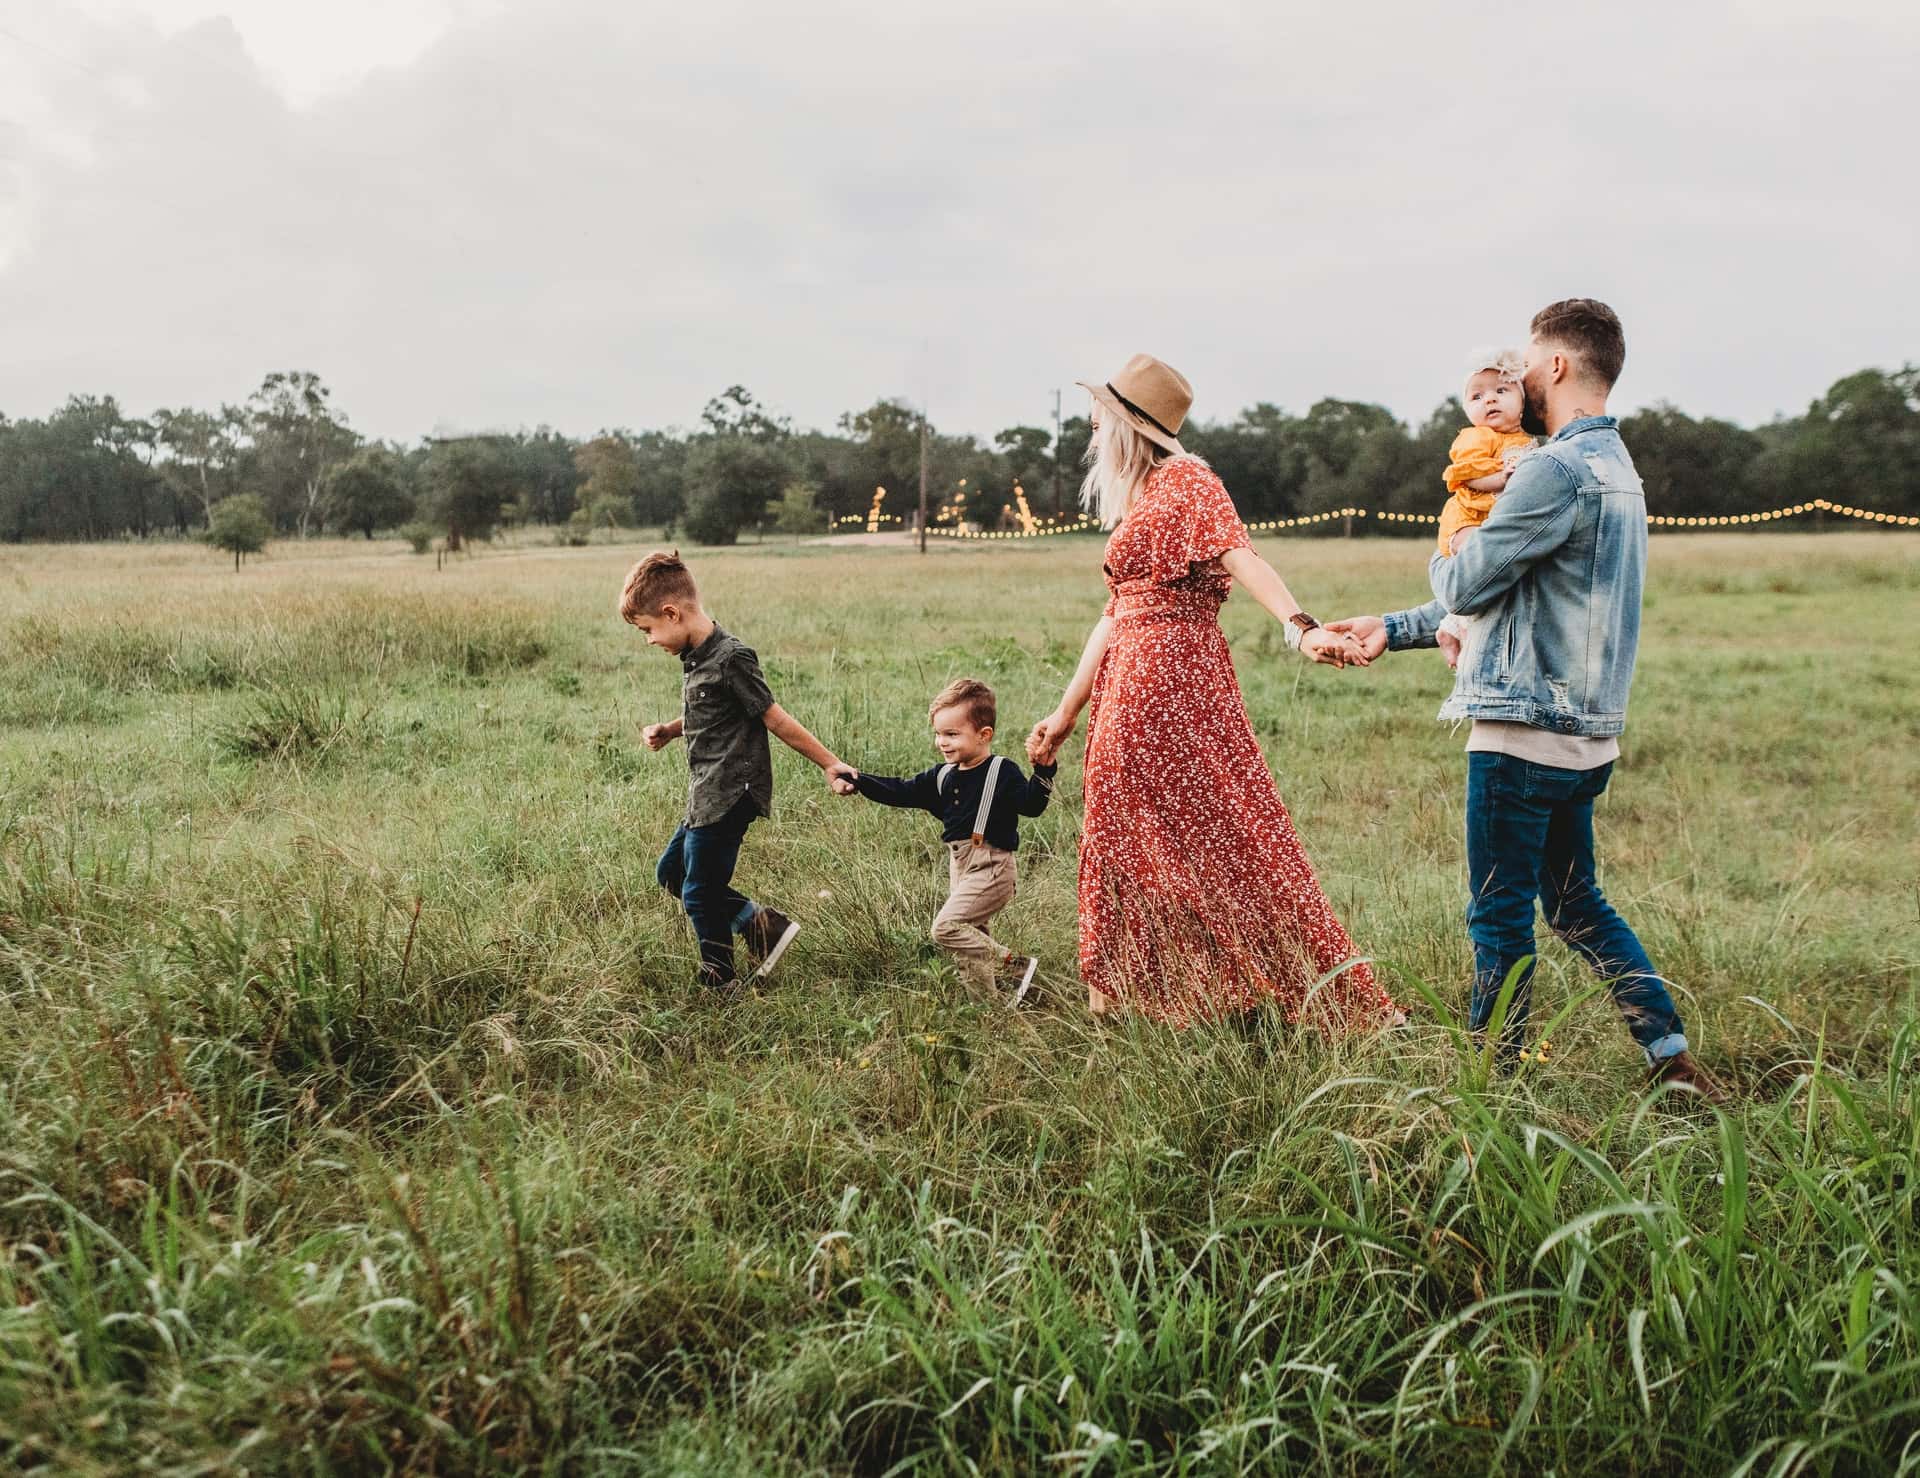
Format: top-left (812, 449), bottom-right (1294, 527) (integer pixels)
top-left (206, 493), bottom-right (272, 569)
top-left (825, 399), bottom-right (923, 525)
top-left (513, 427), bottom-right (582, 524)
top-left (701, 386), bottom-right (791, 442)
top-left (1054, 414), bottom-right (1093, 514)
top-left (583, 492), bottom-right (632, 539)
top-left (574, 436), bottom-right (641, 526)
top-left (769, 480), bottom-right (823, 539)
top-left (675, 388), bottom-right (796, 544)
top-left (1295, 399), bottom-right (1410, 527)
top-left (1751, 366), bottom-right (1919, 518)
top-left (153, 405), bottom-right (244, 527)
top-left (994, 425), bottom-right (1055, 512)
top-left (935, 433), bottom-right (1011, 528)
top-left (424, 437), bottom-right (516, 550)
top-left (324, 446), bottom-right (416, 538)
top-left (1380, 399), bottom-right (1468, 520)
top-left (682, 437), bottom-right (790, 545)
top-left (247, 371), bottom-right (358, 536)
top-left (1620, 404), bottom-right (1765, 520)
top-left (0, 396), bottom-right (162, 541)
top-left (631, 430), bottom-right (690, 527)
top-left (1186, 403), bottom-right (1306, 523)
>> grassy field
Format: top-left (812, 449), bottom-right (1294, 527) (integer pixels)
top-left (0, 530), bottom-right (1916, 1475)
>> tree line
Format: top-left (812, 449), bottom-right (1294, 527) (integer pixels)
top-left (2, 365), bottom-right (1915, 547)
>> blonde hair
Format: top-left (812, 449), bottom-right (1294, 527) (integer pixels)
top-left (1080, 413), bottom-right (1183, 528)
top-left (1462, 346), bottom-right (1525, 396)
top-left (618, 549), bottom-right (700, 623)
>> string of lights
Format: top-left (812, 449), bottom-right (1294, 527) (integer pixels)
top-left (1245, 508), bottom-right (1374, 534)
top-left (1646, 498), bottom-right (1920, 528)
top-left (918, 497), bottom-right (1920, 540)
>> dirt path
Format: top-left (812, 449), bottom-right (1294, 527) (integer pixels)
top-left (800, 530), bottom-right (967, 549)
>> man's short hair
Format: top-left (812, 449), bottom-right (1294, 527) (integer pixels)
top-left (1530, 298), bottom-right (1626, 390)
top-left (929, 678), bottom-right (996, 731)
top-left (619, 549), bottom-right (700, 623)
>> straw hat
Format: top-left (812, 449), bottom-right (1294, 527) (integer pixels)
top-left (1076, 353), bottom-right (1191, 456)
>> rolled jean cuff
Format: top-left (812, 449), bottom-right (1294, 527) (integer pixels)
top-left (1642, 1032), bottom-right (1688, 1066)
top-left (730, 901), bottom-right (760, 934)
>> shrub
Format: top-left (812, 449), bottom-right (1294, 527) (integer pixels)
top-left (214, 686), bottom-right (363, 762)
top-left (205, 494), bottom-right (272, 569)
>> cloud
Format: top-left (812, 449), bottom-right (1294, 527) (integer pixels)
top-left (1, 0), bottom-right (1914, 442)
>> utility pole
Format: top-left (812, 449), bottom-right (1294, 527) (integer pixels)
top-left (918, 408), bottom-right (930, 555)
top-left (1052, 387), bottom-right (1064, 517)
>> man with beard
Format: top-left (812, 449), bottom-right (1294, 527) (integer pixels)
top-left (1329, 299), bottom-right (1724, 1100)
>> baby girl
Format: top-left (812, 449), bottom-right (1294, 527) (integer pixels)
top-left (1435, 348), bottom-right (1536, 667)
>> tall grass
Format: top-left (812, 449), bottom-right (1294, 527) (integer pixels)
top-left (0, 532), bottom-right (1915, 1473)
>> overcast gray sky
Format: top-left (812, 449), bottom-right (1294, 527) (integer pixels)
top-left (2, 0), bottom-right (1914, 443)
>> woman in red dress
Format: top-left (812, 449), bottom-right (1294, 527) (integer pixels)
top-left (1027, 355), bottom-right (1401, 1028)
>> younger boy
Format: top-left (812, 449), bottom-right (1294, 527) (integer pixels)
top-left (840, 679), bottom-right (1055, 1004)
top-left (621, 550), bottom-right (854, 993)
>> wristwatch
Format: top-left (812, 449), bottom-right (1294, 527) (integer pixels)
top-left (1284, 611), bottom-right (1319, 650)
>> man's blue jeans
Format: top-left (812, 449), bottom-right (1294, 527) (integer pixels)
top-left (1465, 752), bottom-right (1687, 1065)
top-left (656, 794), bottom-right (762, 986)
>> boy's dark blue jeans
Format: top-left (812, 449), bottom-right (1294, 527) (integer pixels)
top-left (1465, 752), bottom-right (1687, 1066)
top-left (656, 794), bottom-right (762, 987)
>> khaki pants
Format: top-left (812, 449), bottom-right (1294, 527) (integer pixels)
top-left (931, 841), bottom-right (1016, 989)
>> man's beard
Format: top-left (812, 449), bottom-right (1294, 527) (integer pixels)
top-left (1520, 382), bottom-right (1550, 436)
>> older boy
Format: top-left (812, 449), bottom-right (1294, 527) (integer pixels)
top-left (621, 550), bottom-right (853, 993)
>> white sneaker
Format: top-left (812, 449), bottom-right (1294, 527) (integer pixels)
top-left (999, 954), bottom-right (1040, 1008)
top-left (745, 907), bottom-right (801, 980)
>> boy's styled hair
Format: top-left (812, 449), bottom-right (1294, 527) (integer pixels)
top-left (619, 550), bottom-right (700, 623)
top-left (1530, 298), bottom-right (1626, 390)
top-left (929, 678), bottom-right (996, 731)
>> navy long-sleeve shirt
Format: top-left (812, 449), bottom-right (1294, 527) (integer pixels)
top-left (853, 756), bottom-right (1057, 852)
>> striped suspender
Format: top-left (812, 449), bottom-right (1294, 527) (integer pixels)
top-left (971, 756), bottom-right (1003, 845)
top-left (938, 759), bottom-right (1005, 846)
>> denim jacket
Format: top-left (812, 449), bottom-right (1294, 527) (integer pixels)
top-left (1384, 416), bottom-right (1645, 737)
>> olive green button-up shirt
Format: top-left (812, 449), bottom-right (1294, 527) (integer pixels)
top-left (679, 625), bottom-right (776, 827)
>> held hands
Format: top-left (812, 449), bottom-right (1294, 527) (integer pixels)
top-left (824, 760), bottom-right (859, 796)
top-left (1026, 709), bottom-right (1075, 766)
top-left (1322, 615), bottom-right (1388, 664)
top-left (1301, 627), bottom-right (1370, 668)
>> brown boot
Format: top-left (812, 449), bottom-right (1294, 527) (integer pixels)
top-left (1647, 1050), bottom-right (1729, 1106)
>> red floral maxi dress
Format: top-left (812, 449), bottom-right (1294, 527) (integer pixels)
top-left (1078, 457), bottom-right (1399, 1028)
